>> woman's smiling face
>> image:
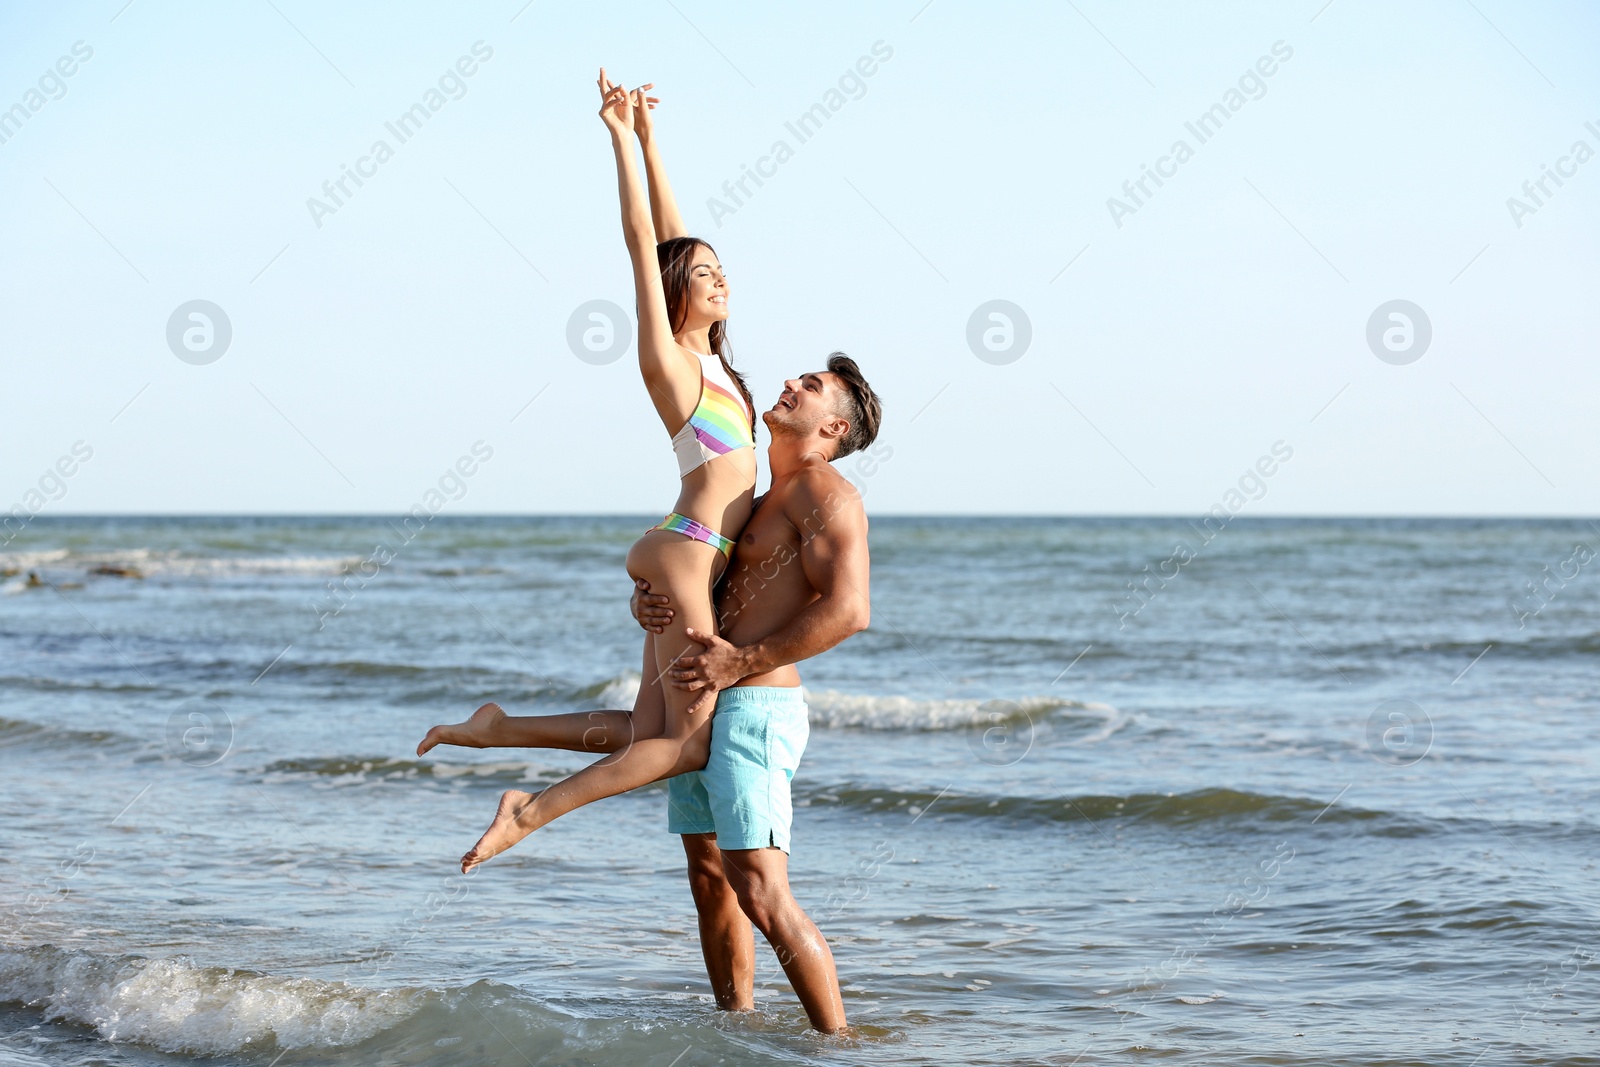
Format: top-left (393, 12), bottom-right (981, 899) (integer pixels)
top-left (684, 246), bottom-right (728, 327)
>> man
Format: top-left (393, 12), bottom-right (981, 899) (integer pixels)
top-left (417, 353), bottom-right (883, 1033)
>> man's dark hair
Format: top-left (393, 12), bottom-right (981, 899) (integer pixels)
top-left (825, 353), bottom-right (882, 460)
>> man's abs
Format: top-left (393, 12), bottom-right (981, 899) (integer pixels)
top-left (714, 498), bottom-right (816, 688)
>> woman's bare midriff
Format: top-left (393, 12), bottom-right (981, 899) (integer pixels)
top-left (627, 450), bottom-right (755, 588)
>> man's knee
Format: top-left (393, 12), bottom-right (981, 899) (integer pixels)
top-left (687, 856), bottom-right (729, 904)
top-left (730, 861), bottom-right (792, 932)
top-left (682, 836), bottom-right (733, 906)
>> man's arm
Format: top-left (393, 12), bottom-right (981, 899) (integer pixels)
top-left (673, 471), bottom-right (870, 690)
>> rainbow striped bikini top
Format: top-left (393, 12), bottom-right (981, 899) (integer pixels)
top-left (670, 349), bottom-right (754, 477)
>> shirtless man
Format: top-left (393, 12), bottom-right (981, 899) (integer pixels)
top-left (417, 354), bottom-right (883, 1033)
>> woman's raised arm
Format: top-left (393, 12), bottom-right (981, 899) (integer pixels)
top-left (630, 84), bottom-right (688, 241)
top-left (597, 70), bottom-right (693, 426)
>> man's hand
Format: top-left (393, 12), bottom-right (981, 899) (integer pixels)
top-left (669, 627), bottom-right (751, 691)
top-left (629, 579), bottom-right (674, 634)
top-left (686, 685), bottom-right (718, 719)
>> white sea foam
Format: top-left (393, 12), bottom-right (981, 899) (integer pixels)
top-left (1069, 702), bottom-right (1135, 745)
top-left (0, 548), bottom-right (70, 572)
top-left (90, 551), bottom-right (363, 577)
top-left (593, 671), bottom-right (642, 709)
top-left (803, 690), bottom-right (1110, 731)
top-left (0, 947), bottom-right (417, 1054)
top-left (584, 671), bottom-right (1120, 733)
top-left (0, 548), bottom-right (362, 578)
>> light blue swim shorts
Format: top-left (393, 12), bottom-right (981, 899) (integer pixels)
top-left (666, 685), bottom-right (810, 852)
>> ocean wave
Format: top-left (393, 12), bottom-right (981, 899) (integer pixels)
top-left (0, 945), bottom-right (417, 1055)
top-left (797, 785), bottom-right (1405, 830)
top-left (0, 676), bottom-right (159, 697)
top-left (0, 547), bottom-right (362, 579)
top-left (0, 549), bottom-right (70, 573)
top-left (0, 946), bottom-right (824, 1063)
top-left (803, 690), bottom-right (1119, 733)
top-left (1321, 634), bottom-right (1600, 662)
top-left (261, 756), bottom-right (563, 787)
top-left (261, 660), bottom-right (562, 710)
top-left (576, 671), bottom-right (647, 709)
top-left (582, 674), bottom-right (1123, 734)
top-left (0, 715), bottom-right (139, 753)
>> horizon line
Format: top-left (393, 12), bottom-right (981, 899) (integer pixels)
top-left (14, 512), bottom-right (1600, 521)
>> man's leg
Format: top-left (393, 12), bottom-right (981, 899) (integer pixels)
top-left (720, 847), bottom-right (847, 1033)
top-left (680, 833), bottom-right (755, 1012)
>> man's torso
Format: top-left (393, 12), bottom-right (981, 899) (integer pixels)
top-left (713, 462), bottom-right (843, 687)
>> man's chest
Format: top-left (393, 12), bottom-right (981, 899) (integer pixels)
top-left (726, 499), bottom-right (806, 592)
top-left (735, 508), bottom-right (801, 574)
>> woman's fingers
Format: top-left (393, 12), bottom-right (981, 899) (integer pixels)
top-left (598, 84), bottom-right (628, 116)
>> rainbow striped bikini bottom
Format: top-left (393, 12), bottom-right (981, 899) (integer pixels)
top-left (650, 512), bottom-right (736, 558)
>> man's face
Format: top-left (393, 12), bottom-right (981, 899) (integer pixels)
top-left (765, 371), bottom-right (845, 441)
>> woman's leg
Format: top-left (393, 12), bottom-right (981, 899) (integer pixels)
top-left (460, 534), bottom-right (721, 871)
top-left (417, 635), bottom-right (665, 756)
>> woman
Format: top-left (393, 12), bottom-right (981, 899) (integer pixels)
top-left (452, 71), bottom-right (756, 872)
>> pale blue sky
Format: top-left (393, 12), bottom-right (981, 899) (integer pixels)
top-left (2, 0), bottom-right (1596, 515)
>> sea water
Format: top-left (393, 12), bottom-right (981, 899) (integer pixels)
top-left (2, 516), bottom-right (1597, 1066)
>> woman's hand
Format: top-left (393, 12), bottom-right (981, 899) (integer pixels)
top-left (631, 83), bottom-right (660, 144)
top-left (596, 67), bottom-right (634, 135)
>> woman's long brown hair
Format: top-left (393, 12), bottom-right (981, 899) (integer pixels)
top-left (656, 237), bottom-right (756, 435)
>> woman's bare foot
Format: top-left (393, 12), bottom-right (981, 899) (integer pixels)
top-left (417, 702), bottom-right (507, 757)
top-left (460, 789), bottom-right (542, 872)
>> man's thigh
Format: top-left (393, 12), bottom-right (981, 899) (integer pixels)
top-left (666, 768), bottom-right (716, 837)
top-left (680, 834), bottom-right (775, 904)
top-left (718, 844), bottom-right (793, 904)
top-left (680, 831), bottom-right (723, 872)
top-left (700, 688), bottom-right (809, 853)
